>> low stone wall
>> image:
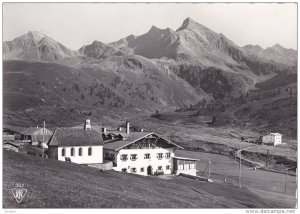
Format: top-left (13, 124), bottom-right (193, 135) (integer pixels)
top-left (88, 161), bottom-right (113, 171)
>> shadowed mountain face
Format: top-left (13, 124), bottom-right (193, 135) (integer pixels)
top-left (3, 18), bottom-right (297, 125)
top-left (79, 40), bottom-right (123, 59)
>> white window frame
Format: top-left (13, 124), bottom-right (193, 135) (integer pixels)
top-left (165, 152), bottom-right (171, 159)
top-left (157, 153), bottom-right (163, 159)
top-left (130, 154), bottom-right (137, 161)
top-left (120, 154), bottom-right (128, 161)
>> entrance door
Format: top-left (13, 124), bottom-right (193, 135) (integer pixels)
top-left (147, 165), bottom-right (152, 175)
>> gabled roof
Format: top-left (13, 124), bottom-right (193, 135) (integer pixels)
top-left (3, 125), bottom-right (27, 134)
top-left (270, 133), bottom-right (282, 136)
top-left (48, 127), bottom-right (104, 147)
top-left (103, 132), bottom-right (183, 151)
top-left (3, 125), bottom-right (53, 135)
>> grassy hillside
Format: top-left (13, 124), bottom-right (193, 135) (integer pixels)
top-left (3, 59), bottom-right (204, 127)
top-left (3, 150), bottom-right (273, 208)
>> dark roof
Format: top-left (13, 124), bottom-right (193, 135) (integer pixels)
top-left (3, 125), bottom-right (53, 136)
top-left (173, 156), bottom-right (199, 161)
top-left (48, 128), bottom-right (104, 147)
top-left (3, 142), bottom-right (19, 148)
top-left (103, 131), bottom-right (183, 151)
top-left (3, 125), bottom-right (26, 134)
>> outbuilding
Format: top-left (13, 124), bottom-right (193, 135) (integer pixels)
top-left (261, 133), bottom-right (282, 146)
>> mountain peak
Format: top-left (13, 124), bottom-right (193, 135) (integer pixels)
top-left (148, 25), bottom-right (162, 33)
top-left (272, 43), bottom-right (285, 50)
top-left (243, 44), bottom-right (263, 50)
top-left (27, 31), bottom-right (46, 42)
top-left (91, 40), bottom-right (103, 45)
top-left (176, 17), bottom-right (199, 31)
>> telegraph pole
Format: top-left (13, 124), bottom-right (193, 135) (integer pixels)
top-left (208, 160), bottom-right (211, 179)
top-left (285, 171), bottom-right (288, 195)
top-left (238, 139), bottom-right (242, 188)
top-left (42, 121), bottom-right (45, 157)
top-left (265, 150), bottom-right (269, 168)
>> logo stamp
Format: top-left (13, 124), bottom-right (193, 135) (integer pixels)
top-left (11, 183), bottom-right (27, 203)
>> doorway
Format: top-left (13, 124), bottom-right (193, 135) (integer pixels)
top-left (147, 165), bottom-right (152, 175)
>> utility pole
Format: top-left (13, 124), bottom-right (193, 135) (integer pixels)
top-left (225, 149), bottom-right (228, 183)
top-left (285, 171), bottom-right (288, 195)
top-left (208, 160), bottom-right (211, 178)
top-left (238, 139), bottom-right (242, 188)
top-left (42, 121), bottom-right (45, 157)
top-left (265, 150), bottom-right (269, 168)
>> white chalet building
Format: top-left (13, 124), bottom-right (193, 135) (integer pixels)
top-left (261, 133), bottom-right (282, 146)
top-left (47, 120), bottom-right (104, 164)
top-left (102, 122), bottom-right (198, 176)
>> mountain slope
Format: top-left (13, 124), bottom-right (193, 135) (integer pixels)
top-left (3, 31), bottom-right (78, 62)
top-left (3, 58), bottom-right (204, 126)
top-left (243, 44), bottom-right (297, 67)
top-left (79, 40), bottom-right (123, 59)
top-left (111, 17), bottom-right (296, 76)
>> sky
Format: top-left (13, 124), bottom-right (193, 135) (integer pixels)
top-left (3, 3), bottom-right (297, 50)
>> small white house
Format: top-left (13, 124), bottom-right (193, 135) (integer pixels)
top-left (47, 120), bottom-right (104, 164)
top-left (261, 133), bottom-right (282, 146)
top-left (102, 122), bottom-right (198, 176)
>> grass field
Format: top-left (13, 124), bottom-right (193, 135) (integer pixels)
top-left (3, 150), bottom-right (277, 208)
top-left (176, 150), bottom-right (297, 201)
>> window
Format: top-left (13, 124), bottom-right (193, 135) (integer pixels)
top-left (158, 166), bottom-right (163, 170)
top-left (140, 167), bottom-right (144, 172)
top-left (190, 164), bottom-right (195, 169)
top-left (120, 154), bottom-right (128, 161)
top-left (131, 168), bottom-right (137, 173)
top-left (157, 153), bottom-right (163, 159)
top-left (111, 154), bottom-right (115, 159)
top-left (78, 148), bottom-right (82, 156)
top-left (144, 153), bottom-right (151, 159)
top-left (165, 152), bottom-right (171, 159)
top-left (88, 147), bottom-right (92, 156)
top-left (184, 164), bottom-right (189, 170)
top-left (105, 153), bottom-right (109, 158)
top-left (122, 168), bottom-right (127, 173)
top-left (130, 154), bottom-right (137, 161)
top-left (166, 165), bottom-right (170, 170)
top-left (61, 148), bottom-right (65, 156)
top-left (71, 148), bottom-right (75, 156)
top-left (178, 165), bottom-right (184, 170)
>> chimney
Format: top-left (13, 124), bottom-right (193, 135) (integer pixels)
top-left (84, 119), bottom-right (92, 131)
top-left (126, 122), bottom-right (130, 135)
top-left (102, 127), bottom-right (106, 133)
top-left (118, 127), bottom-right (122, 131)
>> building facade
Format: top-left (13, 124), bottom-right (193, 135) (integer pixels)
top-left (261, 133), bottom-right (282, 146)
top-left (103, 122), bottom-right (198, 176)
top-left (47, 120), bottom-right (104, 164)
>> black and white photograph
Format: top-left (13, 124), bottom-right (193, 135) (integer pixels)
top-left (1, 1), bottom-right (298, 211)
